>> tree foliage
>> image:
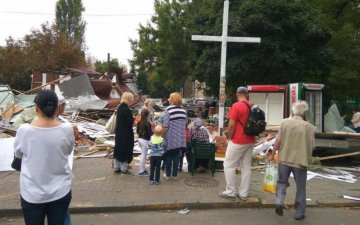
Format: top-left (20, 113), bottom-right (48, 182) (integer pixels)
top-left (130, 0), bottom-right (191, 97)
top-left (0, 38), bottom-right (31, 91)
top-left (95, 58), bottom-right (125, 75)
top-left (188, 0), bottom-right (333, 96)
top-left (55, 0), bottom-right (86, 49)
top-left (0, 23), bottom-right (86, 91)
top-left (309, 0), bottom-right (360, 100)
top-left (130, 0), bottom-right (334, 99)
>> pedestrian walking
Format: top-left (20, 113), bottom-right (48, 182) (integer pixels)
top-left (161, 92), bottom-right (187, 180)
top-left (219, 86), bottom-right (256, 201)
top-left (148, 125), bottom-right (165, 184)
top-left (268, 101), bottom-right (316, 220)
top-left (137, 108), bottom-right (153, 176)
top-left (14, 89), bottom-right (75, 225)
top-left (113, 92), bottom-right (135, 175)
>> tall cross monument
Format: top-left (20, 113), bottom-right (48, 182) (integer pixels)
top-left (192, 0), bottom-right (261, 135)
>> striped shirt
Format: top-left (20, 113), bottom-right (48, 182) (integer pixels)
top-left (162, 105), bottom-right (187, 151)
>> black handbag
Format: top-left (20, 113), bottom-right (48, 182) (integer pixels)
top-left (11, 156), bottom-right (22, 171)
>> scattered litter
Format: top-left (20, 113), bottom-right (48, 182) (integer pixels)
top-left (289, 169), bottom-right (357, 183)
top-left (306, 198), bottom-right (312, 201)
top-left (308, 170), bottom-right (357, 184)
top-left (343, 195), bottom-right (360, 201)
top-left (177, 207), bottom-right (190, 214)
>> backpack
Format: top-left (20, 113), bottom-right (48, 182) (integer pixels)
top-left (239, 102), bottom-right (267, 136)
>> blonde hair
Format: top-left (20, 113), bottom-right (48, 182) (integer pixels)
top-left (169, 92), bottom-right (182, 106)
top-left (120, 92), bottom-right (134, 105)
top-left (154, 125), bottom-right (162, 136)
top-left (292, 101), bottom-right (309, 116)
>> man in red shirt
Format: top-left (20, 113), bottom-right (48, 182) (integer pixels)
top-left (219, 86), bottom-right (256, 201)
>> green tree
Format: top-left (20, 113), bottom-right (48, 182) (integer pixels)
top-left (0, 38), bottom-right (31, 91)
top-left (130, 0), bottom-right (191, 96)
top-left (95, 59), bottom-right (125, 75)
top-left (188, 0), bottom-right (333, 96)
top-left (55, 0), bottom-right (86, 49)
top-left (23, 23), bottom-right (86, 72)
top-left (136, 72), bottom-right (150, 95)
top-left (309, 0), bottom-right (360, 100)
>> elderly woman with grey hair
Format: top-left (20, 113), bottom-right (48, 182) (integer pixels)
top-left (268, 101), bottom-right (316, 221)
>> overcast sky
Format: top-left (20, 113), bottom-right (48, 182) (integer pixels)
top-left (0, 0), bottom-right (155, 68)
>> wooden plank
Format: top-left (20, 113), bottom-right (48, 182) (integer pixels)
top-left (318, 151), bottom-right (360, 161)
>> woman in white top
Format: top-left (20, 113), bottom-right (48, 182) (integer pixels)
top-left (14, 89), bottom-right (75, 225)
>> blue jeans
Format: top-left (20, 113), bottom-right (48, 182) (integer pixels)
top-left (21, 191), bottom-right (72, 225)
top-left (165, 148), bottom-right (182, 177)
top-left (276, 163), bottom-right (307, 217)
top-left (64, 210), bottom-right (72, 225)
top-left (114, 158), bottom-right (128, 172)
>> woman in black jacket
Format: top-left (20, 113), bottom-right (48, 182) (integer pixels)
top-left (114, 92), bottom-right (135, 175)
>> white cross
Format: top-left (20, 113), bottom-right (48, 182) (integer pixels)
top-left (192, 0), bottom-right (261, 135)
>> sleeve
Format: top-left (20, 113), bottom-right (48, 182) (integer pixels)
top-left (276, 123), bottom-right (283, 140)
top-left (228, 104), bottom-right (240, 122)
top-left (67, 124), bottom-right (76, 155)
top-left (148, 122), bottom-right (154, 137)
top-left (14, 125), bottom-right (25, 158)
top-left (162, 109), bottom-right (170, 128)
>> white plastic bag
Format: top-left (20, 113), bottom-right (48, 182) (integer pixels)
top-left (105, 112), bottom-right (117, 134)
top-left (262, 162), bottom-right (278, 193)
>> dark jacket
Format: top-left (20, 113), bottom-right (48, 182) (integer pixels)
top-left (114, 103), bottom-right (135, 163)
top-left (136, 121), bottom-right (153, 141)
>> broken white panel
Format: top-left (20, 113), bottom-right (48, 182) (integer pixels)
top-left (343, 195), bottom-right (360, 201)
top-left (308, 170), bottom-right (357, 183)
top-left (253, 138), bottom-right (276, 155)
top-left (0, 138), bottom-right (15, 171)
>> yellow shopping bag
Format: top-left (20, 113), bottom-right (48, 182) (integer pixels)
top-left (262, 162), bottom-right (278, 193)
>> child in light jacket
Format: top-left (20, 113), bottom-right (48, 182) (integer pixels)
top-left (147, 125), bottom-right (165, 184)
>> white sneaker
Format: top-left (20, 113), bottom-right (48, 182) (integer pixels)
top-left (163, 174), bottom-right (170, 180)
top-left (172, 176), bottom-right (178, 180)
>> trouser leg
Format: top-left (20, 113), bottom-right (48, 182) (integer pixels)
top-left (46, 191), bottom-right (72, 225)
top-left (138, 139), bottom-right (149, 173)
top-left (21, 196), bottom-right (46, 225)
top-left (293, 167), bottom-right (307, 217)
top-left (172, 150), bottom-right (180, 177)
top-left (276, 163), bottom-right (292, 206)
top-left (113, 158), bottom-right (120, 171)
top-left (154, 156), bottom-right (162, 182)
top-left (223, 141), bottom-right (242, 196)
top-left (149, 157), bottom-right (156, 181)
top-left (238, 145), bottom-right (253, 198)
top-left (120, 161), bottom-right (128, 173)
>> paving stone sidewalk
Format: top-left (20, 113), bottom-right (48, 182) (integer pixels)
top-left (0, 157), bottom-right (359, 215)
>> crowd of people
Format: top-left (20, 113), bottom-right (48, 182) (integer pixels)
top-left (13, 85), bottom-right (319, 224)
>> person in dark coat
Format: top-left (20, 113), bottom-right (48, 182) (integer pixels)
top-left (114, 92), bottom-right (135, 175)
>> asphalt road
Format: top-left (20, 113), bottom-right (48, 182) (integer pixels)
top-left (1, 208), bottom-right (359, 225)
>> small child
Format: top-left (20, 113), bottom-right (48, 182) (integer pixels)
top-left (147, 125), bottom-right (165, 185)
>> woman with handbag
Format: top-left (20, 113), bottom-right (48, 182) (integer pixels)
top-left (14, 89), bottom-right (75, 225)
top-left (113, 92), bottom-right (135, 174)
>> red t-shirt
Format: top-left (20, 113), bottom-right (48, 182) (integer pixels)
top-left (228, 100), bottom-right (256, 144)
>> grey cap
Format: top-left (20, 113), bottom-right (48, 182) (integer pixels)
top-left (236, 86), bottom-right (248, 94)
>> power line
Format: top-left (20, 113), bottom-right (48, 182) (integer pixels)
top-left (0, 10), bottom-right (152, 17)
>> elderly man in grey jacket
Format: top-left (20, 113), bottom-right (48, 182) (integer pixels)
top-left (268, 101), bottom-right (316, 221)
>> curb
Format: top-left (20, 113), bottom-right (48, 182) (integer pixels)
top-left (1, 199), bottom-right (359, 217)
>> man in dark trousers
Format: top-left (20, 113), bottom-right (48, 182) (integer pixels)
top-left (268, 101), bottom-right (316, 221)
